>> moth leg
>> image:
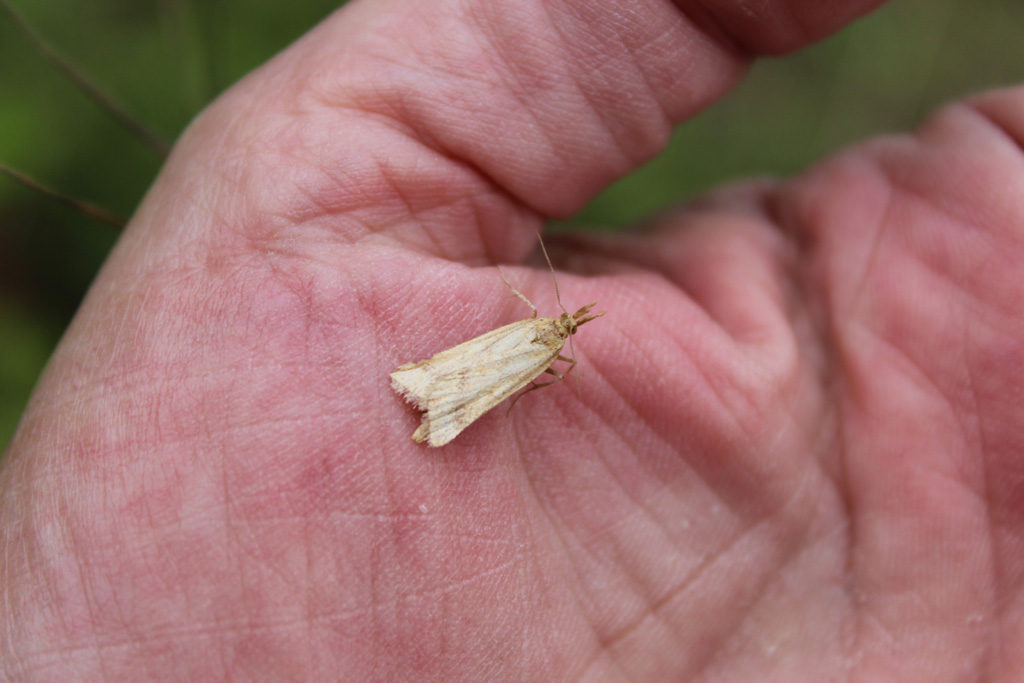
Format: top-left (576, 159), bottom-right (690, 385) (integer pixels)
top-left (506, 356), bottom-right (577, 413)
top-left (528, 356), bottom-right (577, 390)
top-left (559, 352), bottom-right (584, 399)
top-left (498, 267), bottom-right (538, 318)
top-left (507, 372), bottom-right (561, 413)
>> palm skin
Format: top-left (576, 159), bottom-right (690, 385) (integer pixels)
top-left (3, 0), bottom-right (1023, 680)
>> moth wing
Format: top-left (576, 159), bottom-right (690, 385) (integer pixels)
top-left (389, 363), bottom-right (433, 410)
top-left (416, 344), bottom-right (562, 447)
top-left (390, 320), bottom-right (533, 407)
top-left (391, 319), bottom-right (566, 447)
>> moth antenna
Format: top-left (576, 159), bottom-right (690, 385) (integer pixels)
top-left (537, 232), bottom-right (569, 317)
top-left (497, 266), bottom-right (537, 317)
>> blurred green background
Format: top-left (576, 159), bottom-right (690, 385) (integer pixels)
top-left (0, 0), bottom-right (1022, 452)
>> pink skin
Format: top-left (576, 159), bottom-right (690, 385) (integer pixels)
top-left (3, 0), bottom-right (1023, 679)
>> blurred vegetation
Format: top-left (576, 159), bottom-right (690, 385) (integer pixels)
top-left (0, 0), bottom-right (1022, 452)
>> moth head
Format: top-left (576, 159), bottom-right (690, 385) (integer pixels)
top-left (560, 312), bottom-right (578, 335)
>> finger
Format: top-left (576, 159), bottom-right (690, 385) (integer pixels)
top-left (140, 0), bottom-right (889, 263)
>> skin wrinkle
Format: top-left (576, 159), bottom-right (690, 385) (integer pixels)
top-left (582, 5), bottom-right (683, 159)
top-left (595, 442), bottom-right (694, 573)
top-left (606, 506), bottom-right (694, 614)
top-left (579, 649), bottom-right (632, 683)
top-left (187, 520), bottom-right (522, 649)
top-left (577, 507), bottom-right (662, 617)
top-left (3, 514), bottom-right (35, 678)
top-left (720, 194), bottom-right (856, 675)
top-left (679, 0), bottom-right (811, 56)
top-left (974, 96), bottom-right (1024, 157)
top-left (17, 598), bottom-right (405, 669)
top-left (511, 545), bottom-right (551, 683)
top-left (485, 64), bottom-right (569, 193)
top-left (374, 428), bottom-right (412, 670)
top-left (666, 329), bottom-right (761, 464)
top-left (852, 321), bottom-right (957, 422)
top-left (465, 2), bottom-right (684, 212)
top-left (0, 539), bottom-right (18, 679)
top-left (473, 1), bottom-right (607, 170)
top-left (537, 537), bottom-right (625, 680)
top-left (982, 101), bottom-right (1024, 156)
top-left (877, 191), bottom-right (993, 293)
top-left (534, 7), bottom-right (642, 171)
top-left (789, 178), bottom-right (871, 678)
top-left (611, 18), bottom-right (679, 131)
top-left (513, 428), bottom-right (628, 672)
top-left (846, 316), bottom-right (983, 554)
top-left (220, 441), bottom-right (247, 674)
top-left (57, 381), bottom-right (341, 456)
top-left (587, 359), bottom-right (696, 504)
top-left (754, 368), bottom-right (813, 473)
top-left (778, 224), bottom-right (850, 506)
top-left (609, 447), bottom-right (824, 665)
top-left (961, 321), bottom-right (1008, 681)
top-left (365, 307), bottom-right (399, 464)
top-left (286, 170), bottom-right (370, 234)
top-left (348, 71), bottom-right (538, 245)
top-left (704, 487), bottom-right (830, 671)
top-left (360, 150), bottom-right (491, 246)
top-left (585, 342), bottom-right (684, 468)
top-left (601, 526), bottom-right (745, 676)
top-left (716, 346), bottom-right (793, 457)
top-left (545, 417), bottom-right (712, 672)
top-left (233, 101), bottom-right (521, 255)
top-left (837, 334), bottom-right (986, 678)
top-left (64, 499), bottom-right (112, 679)
top-left (951, 327), bottom-right (989, 499)
top-left (668, 0), bottom-right (747, 59)
top-left (914, 105), bottom-right (1024, 230)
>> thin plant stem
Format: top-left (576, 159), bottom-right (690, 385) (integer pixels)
top-left (0, 0), bottom-right (171, 156)
top-left (0, 164), bottom-right (126, 230)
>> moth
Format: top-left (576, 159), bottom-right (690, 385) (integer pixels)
top-left (390, 242), bottom-right (605, 447)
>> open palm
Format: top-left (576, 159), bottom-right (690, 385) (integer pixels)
top-left (4, 0), bottom-right (1023, 680)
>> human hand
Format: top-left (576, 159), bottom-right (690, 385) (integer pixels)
top-left (4, 0), bottom-right (1023, 679)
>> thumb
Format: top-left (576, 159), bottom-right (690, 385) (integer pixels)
top-left (134, 0), bottom-right (889, 263)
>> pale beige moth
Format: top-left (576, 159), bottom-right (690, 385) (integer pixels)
top-left (390, 245), bottom-right (605, 447)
